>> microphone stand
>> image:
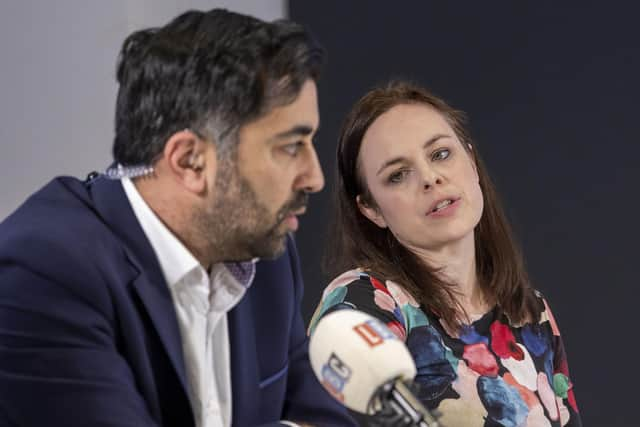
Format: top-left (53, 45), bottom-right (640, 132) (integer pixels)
top-left (367, 378), bottom-right (441, 427)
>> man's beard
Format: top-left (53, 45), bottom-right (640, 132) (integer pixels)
top-left (195, 158), bottom-right (308, 262)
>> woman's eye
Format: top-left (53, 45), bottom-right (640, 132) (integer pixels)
top-left (388, 170), bottom-right (408, 183)
top-left (282, 141), bottom-right (304, 156)
top-left (432, 148), bottom-right (450, 161)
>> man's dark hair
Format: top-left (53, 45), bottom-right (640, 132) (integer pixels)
top-left (113, 9), bottom-right (324, 165)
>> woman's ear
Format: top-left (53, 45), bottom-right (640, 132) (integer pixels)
top-left (356, 194), bottom-right (387, 228)
top-left (163, 129), bottom-right (214, 194)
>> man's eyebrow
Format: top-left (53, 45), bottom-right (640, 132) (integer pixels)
top-left (375, 134), bottom-right (449, 176)
top-left (271, 125), bottom-right (316, 141)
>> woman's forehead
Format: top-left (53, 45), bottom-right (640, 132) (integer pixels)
top-left (361, 104), bottom-right (454, 158)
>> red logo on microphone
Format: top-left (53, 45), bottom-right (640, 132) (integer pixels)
top-left (353, 319), bottom-right (396, 347)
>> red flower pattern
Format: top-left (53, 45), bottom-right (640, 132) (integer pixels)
top-left (490, 320), bottom-right (524, 360)
top-left (462, 343), bottom-right (499, 377)
top-left (370, 276), bottom-right (390, 294)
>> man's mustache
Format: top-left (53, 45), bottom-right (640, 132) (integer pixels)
top-left (276, 192), bottom-right (309, 223)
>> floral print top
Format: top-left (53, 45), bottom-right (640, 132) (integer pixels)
top-left (309, 269), bottom-right (581, 427)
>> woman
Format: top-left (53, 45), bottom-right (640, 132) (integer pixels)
top-left (309, 81), bottom-right (581, 426)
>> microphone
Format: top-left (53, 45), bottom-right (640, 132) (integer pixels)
top-left (309, 309), bottom-right (441, 426)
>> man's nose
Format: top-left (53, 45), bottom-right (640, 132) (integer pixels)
top-left (296, 145), bottom-right (325, 194)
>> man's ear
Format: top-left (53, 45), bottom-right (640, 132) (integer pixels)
top-left (162, 129), bottom-right (213, 194)
top-left (356, 195), bottom-right (387, 228)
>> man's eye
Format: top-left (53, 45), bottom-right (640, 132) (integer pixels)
top-left (388, 170), bottom-right (409, 184)
top-left (282, 141), bottom-right (304, 156)
top-left (431, 148), bottom-right (450, 161)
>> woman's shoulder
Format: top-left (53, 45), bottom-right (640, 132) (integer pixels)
top-left (320, 268), bottom-right (421, 307)
top-left (309, 268), bottom-right (425, 338)
top-left (319, 268), bottom-right (371, 297)
top-left (498, 289), bottom-right (562, 337)
top-left (531, 289), bottom-right (562, 336)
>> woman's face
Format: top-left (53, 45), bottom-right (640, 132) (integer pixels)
top-left (357, 103), bottom-right (484, 252)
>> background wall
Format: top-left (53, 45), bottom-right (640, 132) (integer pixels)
top-left (290, 1), bottom-right (639, 426)
top-left (0, 0), bottom-right (285, 220)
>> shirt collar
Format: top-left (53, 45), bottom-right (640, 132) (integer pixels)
top-left (223, 259), bottom-right (257, 289)
top-left (122, 177), bottom-right (200, 288)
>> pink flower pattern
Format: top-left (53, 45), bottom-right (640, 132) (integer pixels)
top-left (463, 343), bottom-right (499, 377)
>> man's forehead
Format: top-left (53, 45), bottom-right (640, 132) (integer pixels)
top-left (241, 80), bottom-right (319, 139)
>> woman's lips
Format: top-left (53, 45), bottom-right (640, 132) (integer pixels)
top-left (426, 198), bottom-right (461, 218)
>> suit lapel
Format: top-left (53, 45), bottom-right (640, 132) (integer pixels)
top-left (89, 177), bottom-right (190, 397)
top-left (129, 273), bottom-right (190, 396)
top-left (228, 292), bottom-right (259, 426)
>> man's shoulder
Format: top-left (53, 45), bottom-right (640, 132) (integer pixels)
top-left (0, 176), bottom-right (123, 273)
top-left (3, 175), bottom-right (92, 219)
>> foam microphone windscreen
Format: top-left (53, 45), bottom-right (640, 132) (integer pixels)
top-left (309, 309), bottom-right (416, 413)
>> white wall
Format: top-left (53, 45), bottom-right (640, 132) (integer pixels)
top-left (0, 0), bottom-right (285, 220)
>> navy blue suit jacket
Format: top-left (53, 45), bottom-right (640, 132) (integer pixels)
top-left (0, 176), bottom-right (354, 427)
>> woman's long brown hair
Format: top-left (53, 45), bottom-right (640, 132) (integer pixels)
top-left (326, 81), bottom-right (540, 331)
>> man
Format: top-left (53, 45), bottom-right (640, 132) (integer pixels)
top-left (0, 9), bottom-right (354, 427)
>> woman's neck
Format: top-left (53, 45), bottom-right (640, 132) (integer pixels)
top-left (408, 233), bottom-right (489, 316)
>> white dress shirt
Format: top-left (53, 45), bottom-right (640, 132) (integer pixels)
top-left (122, 177), bottom-right (255, 427)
